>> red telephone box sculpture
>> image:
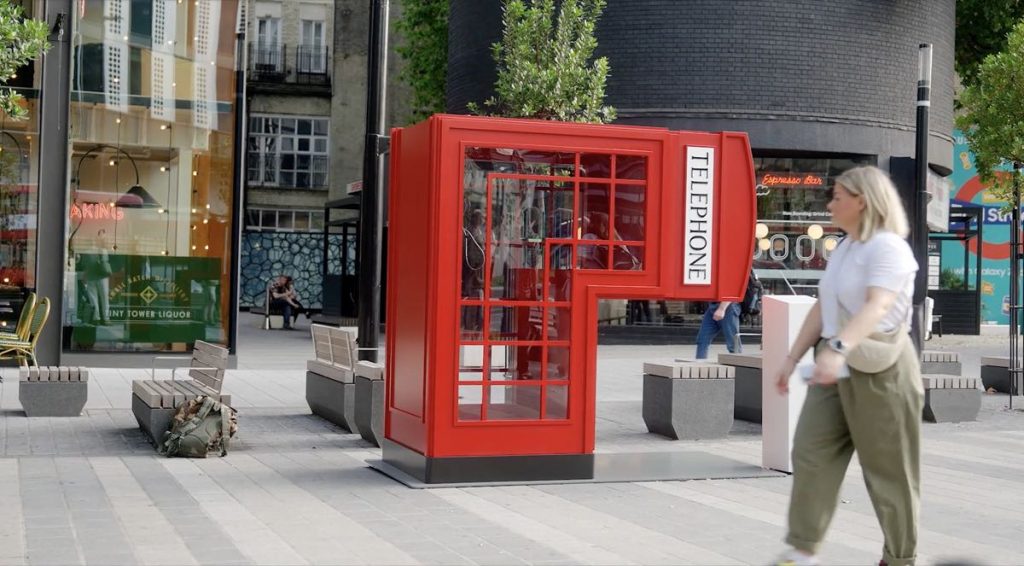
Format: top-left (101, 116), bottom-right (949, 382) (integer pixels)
top-left (384, 115), bottom-right (755, 483)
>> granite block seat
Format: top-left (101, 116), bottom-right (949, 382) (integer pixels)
top-left (131, 341), bottom-right (230, 446)
top-left (354, 361), bottom-right (385, 446)
top-left (305, 324), bottom-right (358, 431)
top-left (642, 361), bottom-right (734, 440)
top-left (19, 366), bottom-right (89, 417)
top-left (980, 356), bottom-right (1022, 394)
top-left (920, 350), bottom-right (961, 376)
top-left (716, 353), bottom-right (762, 423)
top-left (922, 375), bottom-right (981, 423)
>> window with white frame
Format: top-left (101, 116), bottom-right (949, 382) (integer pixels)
top-left (247, 115), bottom-right (329, 188)
top-left (299, 19), bottom-right (326, 73)
top-left (246, 207), bottom-right (325, 232)
top-left (254, 17), bottom-right (282, 71)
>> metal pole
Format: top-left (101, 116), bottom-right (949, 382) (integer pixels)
top-left (911, 44), bottom-right (932, 355)
top-left (357, 0), bottom-right (390, 362)
top-left (228, 31), bottom-right (248, 355)
top-left (1010, 164), bottom-right (1022, 409)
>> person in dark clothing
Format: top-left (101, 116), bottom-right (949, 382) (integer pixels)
top-left (270, 275), bottom-right (304, 329)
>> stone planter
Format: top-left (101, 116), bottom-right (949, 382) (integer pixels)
top-left (642, 362), bottom-right (734, 440)
top-left (19, 366), bottom-right (89, 417)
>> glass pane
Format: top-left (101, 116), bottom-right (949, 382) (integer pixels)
top-left (298, 139), bottom-right (310, 152)
top-left (490, 344), bottom-right (541, 381)
top-left (544, 385), bottom-right (569, 419)
top-left (542, 182), bottom-right (575, 239)
top-left (314, 139), bottom-right (327, 152)
top-left (281, 137), bottom-right (294, 151)
top-left (580, 183), bottom-right (610, 241)
top-left (615, 184), bottom-right (646, 241)
top-left (310, 212), bottom-right (324, 231)
top-left (280, 119), bottom-right (296, 134)
top-left (460, 306), bottom-right (483, 338)
top-left (487, 385), bottom-right (540, 421)
top-left (462, 205), bottom-right (486, 298)
top-left (615, 154), bottom-right (647, 180)
top-left (459, 344), bottom-right (484, 369)
top-left (293, 212), bottom-right (310, 231)
top-left (261, 210), bottom-right (276, 228)
top-left (278, 212), bottom-right (294, 230)
top-left (578, 244), bottom-right (609, 270)
top-left (580, 154), bottom-right (611, 178)
top-left (613, 245), bottom-right (644, 271)
top-left (546, 347), bottom-right (571, 380)
top-left (314, 120), bottom-right (328, 135)
top-left (297, 120), bottom-right (312, 135)
top-left (548, 248), bottom-right (572, 300)
top-left (546, 307), bottom-right (571, 341)
top-left (489, 305), bottom-right (544, 342)
top-left (458, 385), bottom-right (482, 421)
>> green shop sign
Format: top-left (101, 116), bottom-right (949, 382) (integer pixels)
top-left (70, 254), bottom-right (223, 349)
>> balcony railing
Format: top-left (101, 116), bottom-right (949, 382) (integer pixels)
top-left (295, 45), bottom-right (330, 85)
top-left (247, 43), bottom-right (330, 87)
top-left (248, 44), bottom-right (286, 82)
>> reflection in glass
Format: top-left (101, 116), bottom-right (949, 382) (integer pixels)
top-left (489, 306), bottom-right (544, 342)
top-left (64, 0), bottom-right (241, 352)
top-left (544, 385), bottom-right (569, 419)
top-left (615, 154), bottom-right (647, 180)
top-left (487, 385), bottom-right (540, 420)
top-left (614, 184), bottom-right (646, 241)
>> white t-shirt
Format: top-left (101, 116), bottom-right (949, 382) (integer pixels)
top-left (818, 231), bottom-right (918, 338)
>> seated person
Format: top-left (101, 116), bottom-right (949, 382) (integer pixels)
top-left (270, 275), bottom-right (305, 329)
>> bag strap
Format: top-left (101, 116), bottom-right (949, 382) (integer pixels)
top-left (219, 403), bottom-right (231, 456)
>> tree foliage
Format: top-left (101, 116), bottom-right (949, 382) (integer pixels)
top-left (471, 0), bottom-right (614, 124)
top-left (956, 0), bottom-right (1024, 87)
top-left (396, 0), bottom-right (448, 122)
top-left (956, 19), bottom-right (1024, 204)
top-left (0, 0), bottom-right (49, 120)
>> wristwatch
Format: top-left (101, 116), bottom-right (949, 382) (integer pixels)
top-left (827, 337), bottom-right (849, 357)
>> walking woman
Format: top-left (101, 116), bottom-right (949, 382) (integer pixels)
top-left (773, 166), bottom-right (923, 566)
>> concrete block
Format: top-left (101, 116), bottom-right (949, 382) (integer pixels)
top-left (354, 375), bottom-right (385, 446)
top-left (923, 388), bottom-right (981, 423)
top-left (642, 373), bottom-right (734, 440)
top-left (306, 371), bottom-right (355, 432)
top-left (19, 381), bottom-right (88, 417)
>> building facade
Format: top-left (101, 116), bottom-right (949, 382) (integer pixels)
top-left (447, 0), bottom-right (956, 328)
top-left (0, 0), bottom-right (245, 365)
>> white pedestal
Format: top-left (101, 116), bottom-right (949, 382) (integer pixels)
top-left (762, 295), bottom-right (817, 473)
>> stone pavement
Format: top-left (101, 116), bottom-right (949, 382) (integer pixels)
top-left (0, 315), bottom-right (1022, 565)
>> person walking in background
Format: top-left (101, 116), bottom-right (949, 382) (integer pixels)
top-left (694, 299), bottom-right (741, 359)
top-left (772, 166), bottom-right (922, 566)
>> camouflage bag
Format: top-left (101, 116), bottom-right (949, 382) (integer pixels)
top-left (160, 395), bottom-right (238, 458)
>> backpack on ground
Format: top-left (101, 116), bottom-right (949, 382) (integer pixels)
top-left (741, 271), bottom-right (763, 317)
top-left (160, 396), bottom-right (238, 458)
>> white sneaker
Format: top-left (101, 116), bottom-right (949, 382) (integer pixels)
top-left (775, 548), bottom-right (820, 566)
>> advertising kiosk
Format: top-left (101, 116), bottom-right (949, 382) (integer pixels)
top-left (384, 115), bottom-right (756, 483)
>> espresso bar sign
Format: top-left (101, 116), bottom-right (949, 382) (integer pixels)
top-left (684, 146), bottom-right (715, 285)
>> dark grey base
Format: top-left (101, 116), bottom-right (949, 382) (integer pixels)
top-left (980, 365), bottom-right (1020, 394)
top-left (354, 376), bottom-right (384, 447)
top-left (373, 440), bottom-right (782, 487)
top-left (132, 394), bottom-right (175, 447)
top-left (642, 374), bottom-right (734, 440)
top-left (305, 371), bottom-right (355, 432)
top-left (734, 366), bottom-right (762, 423)
top-left (920, 361), bottom-right (962, 376)
top-left (381, 439), bottom-right (596, 484)
top-left (923, 389), bottom-right (981, 423)
top-left (19, 381), bottom-right (88, 417)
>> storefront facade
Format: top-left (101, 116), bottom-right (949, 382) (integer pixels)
top-left (0, 0), bottom-right (243, 365)
top-left (447, 0), bottom-right (956, 335)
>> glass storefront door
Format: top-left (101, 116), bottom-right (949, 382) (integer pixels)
top-left (63, 0), bottom-right (240, 352)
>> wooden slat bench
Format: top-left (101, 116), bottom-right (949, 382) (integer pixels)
top-left (131, 341), bottom-right (230, 446)
top-left (642, 361), bottom-right (734, 440)
top-left (19, 366), bottom-right (89, 417)
top-left (922, 375), bottom-right (981, 423)
top-left (920, 350), bottom-right (961, 376)
top-left (306, 324), bottom-right (358, 431)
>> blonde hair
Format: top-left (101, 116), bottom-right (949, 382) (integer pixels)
top-left (834, 165), bottom-right (909, 240)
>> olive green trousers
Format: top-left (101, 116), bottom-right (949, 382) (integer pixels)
top-left (785, 340), bottom-right (924, 566)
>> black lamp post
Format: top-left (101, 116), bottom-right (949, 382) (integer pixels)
top-left (357, 0), bottom-right (390, 362)
top-left (911, 43), bottom-right (932, 355)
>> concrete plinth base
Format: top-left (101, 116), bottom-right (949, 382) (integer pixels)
top-left (305, 371), bottom-right (355, 431)
top-left (19, 381), bottom-right (88, 417)
top-left (923, 388), bottom-right (981, 423)
top-left (642, 374), bottom-right (734, 440)
top-left (354, 375), bottom-right (384, 446)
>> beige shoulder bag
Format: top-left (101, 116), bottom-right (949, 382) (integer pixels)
top-left (837, 303), bottom-right (910, 374)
